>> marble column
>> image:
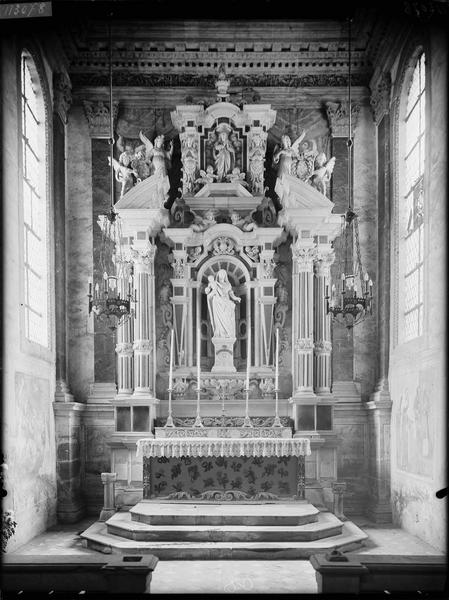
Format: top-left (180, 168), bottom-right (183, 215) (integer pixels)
top-left (325, 101), bottom-right (360, 390)
top-left (313, 249), bottom-right (334, 394)
top-left (291, 238), bottom-right (316, 395)
top-left (365, 74), bottom-right (392, 522)
top-left (115, 258), bottom-right (134, 397)
top-left (131, 242), bottom-right (157, 399)
top-left (53, 74), bottom-right (73, 403)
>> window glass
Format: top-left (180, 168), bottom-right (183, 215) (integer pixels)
top-left (403, 53), bottom-right (425, 341)
top-left (21, 52), bottom-right (48, 347)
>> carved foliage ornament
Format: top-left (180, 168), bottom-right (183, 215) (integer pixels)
top-left (325, 101), bottom-right (360, 137)
top-left (212, 236), bottom-right (235, 256)
top-left (370, 72), bottom-right (392, 125)
top-left (291, 243), bottom-right (316, 270)
top-left (244, 246), bottom-right (260, 262)
top-left (82, 100), bottom-right (119, 137)
top-left (295, 337), bottom-right (314, 352)
top-left (53, 72), bottom-right (72, 124)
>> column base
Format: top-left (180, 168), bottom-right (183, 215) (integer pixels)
top-left (88, 382), bottom-right (117, 404)
top-left (99, 508), bottom-right (117, 522)
top-left (332, 380), bottom-right (361, 402)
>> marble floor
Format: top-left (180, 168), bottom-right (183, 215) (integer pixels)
top-left (10, 515), bottom-right (444, 595)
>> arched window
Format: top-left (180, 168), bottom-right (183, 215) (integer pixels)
top-left (403, 53), bottom-right (425, 341)
top-left (21, 51), bottom-right (49, 347)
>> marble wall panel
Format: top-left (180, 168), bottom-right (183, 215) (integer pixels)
top-left (67, 105), bottom-right (95, 402)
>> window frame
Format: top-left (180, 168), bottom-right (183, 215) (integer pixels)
top-left (18, 46), bottom-right (54, 360)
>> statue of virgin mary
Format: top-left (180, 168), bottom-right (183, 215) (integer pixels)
top-left (205, 269), bottom-right (241, 338)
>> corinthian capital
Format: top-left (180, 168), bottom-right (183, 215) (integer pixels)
top-left (291, 240), bottom-right (316, 271)
top-left (82, 99), bottom-right (119, 138)
top-left (325, 101), bottom-right (360, 137)
top-left (370, 72), bottom-right (392, 125)
top-left (130, 242), bottom-right (157, 271)
top-left (314, 250), bottom-right (335, 277)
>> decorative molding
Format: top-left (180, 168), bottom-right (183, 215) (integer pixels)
top-left (295, 337), bottom-right (314, 352)
top-left (154, 415), bottom-right (294, 428)
top-left (244, 245), bottom-right (260, 262)
top-left (133, 340), bottom-right (153, 353)
top-left (259, 377), bottom-right (275, 399)
top-left (325, 101), bottom-right (360, 137)
top-left (165, 489), bottom-right (279, 501)
top-left (115, 342), bottom-right (133, 356)
top-left (171, 255), bottom-right (186, 278)
top-left (314, 251), bottom-right (335, 277)
top-left (71, 72), bottom-right (369, 89)
top-left (82, 99), bottom-right (119, 138)
top-left (370, 72), bottom-right (392, 125)
top-left (314, 340), bottom-right (332, 353)
top-left (53, 71), bottom-right (72, 124)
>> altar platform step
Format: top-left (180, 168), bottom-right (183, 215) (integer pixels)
top-left (107, 510), bottom-right (342, 542)
top-left (129, 500), bottom-right (320, 527)
top-left (80, 505), bottom-right (368, 559)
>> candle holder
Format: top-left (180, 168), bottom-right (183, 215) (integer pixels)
top-left (242, 387), bottom-right (253, 427)
top-left (192, 382), bottom-right (204, 428)
top-left (164, 389), bottom-right (175, 428)
top-left (272, 389), bottom-right (283, 428)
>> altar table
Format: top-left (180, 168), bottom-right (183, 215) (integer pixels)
top-left (136, 436), bottom-right (310, 500)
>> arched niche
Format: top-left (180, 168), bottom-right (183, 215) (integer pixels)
top-left (196, 255), bottom-right (251, 371)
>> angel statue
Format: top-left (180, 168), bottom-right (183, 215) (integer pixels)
top-left (308, 153), bottom-right (336, 197)
top-left (190, 208), bottom-right (217, 232)
top-left (295, 138), bottom-right (318, 181)
top-left (226, 167), bottom-right (249, 188)
top-left (195, 165), bottom-right (218, 186)
top-left (131, 145), bottom-right (152, 182)
top-left (272, 130), bottom-right (307, 179)
top-left (230, 210), bottom-right (258, 232)
top-left (116, 136), bottom-right (135, 168)
top-left (108, 156), bottom-right (138, 199)
top-left (139, 131), bottom-right (173, 178)
top-left (212, 125), bottom-right (239, 182)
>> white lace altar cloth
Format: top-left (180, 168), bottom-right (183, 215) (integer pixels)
top-left (136, 437), bottom-right (311, 459)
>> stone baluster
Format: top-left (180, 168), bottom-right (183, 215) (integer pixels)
top-left (99, 472), bottom-right (117, 522)
top-left (131, 242), bottom-right (157, 397)
top-left (291, 237), bottom-right (316, 395)
top-left (313, 249), bottom-right (335, 394)
top-left (115, 258), bottom-right (134, 397)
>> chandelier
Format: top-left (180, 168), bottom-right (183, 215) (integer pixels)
top-left (325, 18), bottom-right (373, 330)
top-left (87, 20), bottom-right (135, 331)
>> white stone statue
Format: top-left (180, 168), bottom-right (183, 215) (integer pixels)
top-left (205, 269), bottom-right (241, 338)
top-left (212, 126), bottom-right (238, 182)
top-left (295, 138), bottom-right (318, 181)
top-left (308, 153), bottom-right (336, 197)
top-left (139, 130), bottom-right (173, 178)
top-left (195, 165), bottom-right (217, 186)
top-left (226, 167), bottom-right (249, 188)
top-left (272, 131), bottom-right (306, 179)
top-left (180, 133), bottom-right (199, 195)
top-left (108, 156), bottom-right (138, 199)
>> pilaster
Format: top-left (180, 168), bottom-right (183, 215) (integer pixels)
top-left (313, 247), bottom-right (335, 394)
top-left (82, 99), bottom-right (119, 138)
top-left (115, 257), bottom-right (134, 397)
top-left (291, 237), bottom-right (316, 396)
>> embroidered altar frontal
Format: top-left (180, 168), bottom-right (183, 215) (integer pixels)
top-left (137, 436), bottom-right (310, 500)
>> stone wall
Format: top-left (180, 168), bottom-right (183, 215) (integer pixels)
top-left (388, 26), bottom-right (447, 551)
top-left (2, 39), bottom-right (57, 550)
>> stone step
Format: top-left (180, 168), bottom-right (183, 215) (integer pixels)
top-left (80, 519), bottom-right (368, 560)
top-left (130, 501), bottom-right (319, 526)
top-left (107, 511), bottom-right (342, 542)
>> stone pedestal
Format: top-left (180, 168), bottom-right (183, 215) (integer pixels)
top-left (366, 396), bottom-right (392, 523)
top-left (99, 472), bottom-right (117, 522)
top-left (211, 336), bottom-right (236, 372)
top-left (53, 402), bottom-right (86, 523)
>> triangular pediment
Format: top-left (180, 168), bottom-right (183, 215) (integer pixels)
top-left (194, 182), bottom-right (253, 198)
top-left (275, 174), bottom-right (335, 211)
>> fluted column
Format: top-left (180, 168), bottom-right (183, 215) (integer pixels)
top-left (313, 249), bottom-right (334, 394)
top-left (291, 238), bottom-right (316, 395)
top-left (131, 242), bottom-right (157, 397)
top-left (115, 258), bottom-right (134, 396)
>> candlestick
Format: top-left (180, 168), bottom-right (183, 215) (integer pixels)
top-left (103, 271), bottom-right (108, 293)
top-left (193, 322), bottom-right (203, 427)
top-left (88, 281), bottom-right (92, 297)
top-left (165, 327), bottom-right (175, 428)
top-left (273, 327), bottom-right (283, 427)
top-left (243, 324), bottom-right (253, 427)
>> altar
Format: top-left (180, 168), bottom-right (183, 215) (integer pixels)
top-left (137, 427), bottom-right (310, 501)
top-left (103, 68), bottom-right (343, 513)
